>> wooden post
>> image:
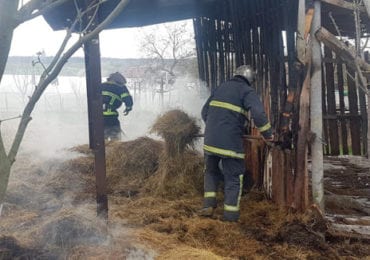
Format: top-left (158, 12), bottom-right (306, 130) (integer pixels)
top-left (311, 0), bottom-right (324, 211)
top-left (83, 0), bottom-right (108, 219)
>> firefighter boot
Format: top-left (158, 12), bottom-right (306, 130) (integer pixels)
top-left (197, 207), bottom-right (215, 218)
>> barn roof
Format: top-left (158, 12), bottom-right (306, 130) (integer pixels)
top-left (43, 0), bottom-right (219, 31)
top-left (43, 0), bottom-right (370, 37)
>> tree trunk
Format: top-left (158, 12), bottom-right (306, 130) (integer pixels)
top-left (0, 156), bottom-right (11, 205)
top-left (0, 0), bottom-right (19, 83)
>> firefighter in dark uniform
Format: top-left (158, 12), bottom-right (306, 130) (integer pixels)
top-left (101, 72), bottom-right (133, 141)
top-left (199, 65), bottom-right (273, 222)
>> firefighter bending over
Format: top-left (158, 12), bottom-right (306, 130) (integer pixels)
top-left (199, 65), bottom-right (273, 222)
top-left (101, 72), bottom-right (133, 141)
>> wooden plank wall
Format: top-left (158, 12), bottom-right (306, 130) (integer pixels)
top-left (193, 0), bottom-right (303, 209)
top-left (194, 0), bottom-right (368, 159)
top-left (322, 49), bottom-right (367, 156)
top-left (193, 0), bottom-right (369, 212)
top-left (194, 1), bottom-right (299, 142)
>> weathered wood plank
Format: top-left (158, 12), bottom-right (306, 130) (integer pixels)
top-left (294, 47), bottom-right (311, 211)
top-left (324, 47), bottom-right (340, 155)
top-left (337, 62), bottom-right (349, 154)
top-left (272, 148), bottom-right (286, 206)
top-left (347, 67), bottom-right (362, 155)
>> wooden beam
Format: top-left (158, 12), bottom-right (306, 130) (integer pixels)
top-left (311, 0), bottom-right (324, 211)
top-left (320, 0), bottom-right (366, 12)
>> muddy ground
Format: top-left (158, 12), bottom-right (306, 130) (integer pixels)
top-left (1, 139), bottom-right (370, 259)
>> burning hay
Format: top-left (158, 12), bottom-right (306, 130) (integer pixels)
top-left (150, 109), bottom-right (201, 157)
top-left (36, 211), bottom-right (107, 249)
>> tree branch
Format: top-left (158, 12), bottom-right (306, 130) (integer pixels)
top-left (7, 0), bottom-right (131, 162)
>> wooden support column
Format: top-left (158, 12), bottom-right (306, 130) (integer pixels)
top-left (297, 0), bottom-right (306, 63)
top-left (311, 0), bottom-right (324, 211)
top-left (83, 0), bottom-right (108, 219)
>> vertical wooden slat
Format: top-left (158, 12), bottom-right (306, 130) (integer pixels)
top-left (324, 47), bottom-right (340, 155)
top-left (347, 67), bottom-right (362, 155)
top-left (358, 79), bottom-right (368, 155)
top-left (322, 67), bottom-right (329, 155)
top-left (272, 148), bottom-right (286, 207)
top-left (337, 62), bottom-right (349, 154)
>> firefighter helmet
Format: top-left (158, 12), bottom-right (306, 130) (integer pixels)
top-left (234, 65), bottom-right (256, 84)
top-left (108, 72), bottom-right (126, 85)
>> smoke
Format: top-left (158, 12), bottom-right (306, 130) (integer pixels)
top-left (0, 74), bottom-right (208, 258)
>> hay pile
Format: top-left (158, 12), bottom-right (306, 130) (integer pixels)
top-left (144, 152), bottom-right (204, 197)
top-left (5, 132), bottom-right (370, 259)
top-left (105, 137), bottom-right (163, 193)
top-left (65, 137), bottom-right (164, 196)
top-left (144, 110), bottom-right (204, 197)
top-left (150, 109), bottom-right (200, 157)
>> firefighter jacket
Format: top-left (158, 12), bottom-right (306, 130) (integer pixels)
top-left (201, 76), bottom-right (272, 159)
top-left (101, 81), bottom-right (133, 124)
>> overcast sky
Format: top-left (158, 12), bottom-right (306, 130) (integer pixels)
top-left (10, 16), bottom-right (192, 59)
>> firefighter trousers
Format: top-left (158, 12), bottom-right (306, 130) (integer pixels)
top-left (203, 154), bottom-right (245, 221)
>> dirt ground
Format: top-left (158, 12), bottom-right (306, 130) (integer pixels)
top-left (1, 138), bottom-right (370, 259)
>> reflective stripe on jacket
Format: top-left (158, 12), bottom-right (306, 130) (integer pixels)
top-left (101, 81), bottom-right (133, 117)
top-left (201, 76), bottom-right (272, 158)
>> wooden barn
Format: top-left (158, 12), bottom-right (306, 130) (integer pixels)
top-left (43, 0), bottom-right (370, 216)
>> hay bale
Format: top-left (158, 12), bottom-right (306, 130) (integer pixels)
top-left (106, 137), bottom-right (163, 179)
top-left (144, 151), bottom-right (204, 197)
top-left (105, 137), bottom-right (163, 192)
top-left (65, 137), bottom-right (163, 195)
top-left (150, 109), bottom-right (200, 157)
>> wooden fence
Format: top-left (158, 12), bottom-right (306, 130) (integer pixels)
top-left (322, 48), bottom-right (368, 156)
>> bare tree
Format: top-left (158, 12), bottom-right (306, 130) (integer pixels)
top-left (12, 70), bottom-right (33, 106)
top-left (139, 21), bottom-right (195, 106)
top-left (0, 0), bottom-right (131, 207)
